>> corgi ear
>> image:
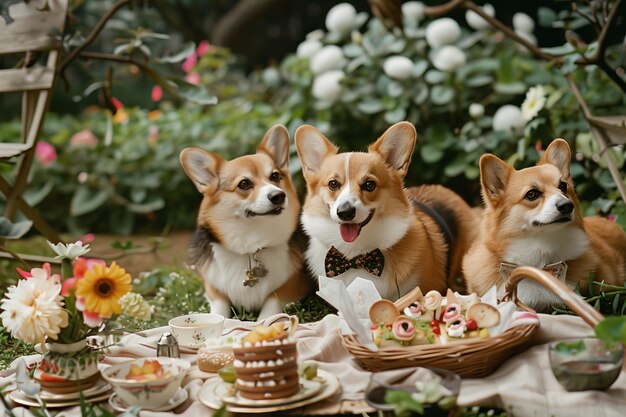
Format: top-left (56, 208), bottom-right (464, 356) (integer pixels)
top-left (540, 138), bottom-right (571, 179)
top-left (180, 147), bottom-right (223, 194)
top-left (257, 124), bottom-right (290, 171)
top-left (480, 154), bottom-right (512, 203)
top-left (295, 125), bottom-right (338, 178)
top-left (368, 121), bottom-right (416, 177)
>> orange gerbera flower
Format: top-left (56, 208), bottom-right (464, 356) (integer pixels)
top-left (75, 262), bottom-right (132, 317)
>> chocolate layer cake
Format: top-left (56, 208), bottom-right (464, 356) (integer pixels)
top-left (232, 334), bottom-right (299, 400)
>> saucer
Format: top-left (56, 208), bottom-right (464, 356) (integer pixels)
top-left (198, 369), bottom-right (341, 413)
top-left (22, 378), bottom-right (111, 401)
top-left (222, 377), bottom-right (323, 407)
top-left (108, 387), bottom-right (188, 412)
top-left (10, 389), bottom-right (111, 408)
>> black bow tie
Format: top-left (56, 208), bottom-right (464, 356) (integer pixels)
top-left (324, 246), bottom-right (385, 277)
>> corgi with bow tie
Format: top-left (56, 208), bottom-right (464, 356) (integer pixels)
top-left (294, 122), bottom-right (479, 300)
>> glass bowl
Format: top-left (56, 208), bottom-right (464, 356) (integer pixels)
top-left (365, 367), bottom-right (461, 417)
top-left (548, 337), bottom-right (623, 391)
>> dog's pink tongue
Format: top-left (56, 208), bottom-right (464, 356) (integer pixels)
top-left (339, 224), bottom-right (360, 243)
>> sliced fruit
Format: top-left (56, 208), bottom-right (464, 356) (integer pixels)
top-left (218, 364), bottom-right (236, 383)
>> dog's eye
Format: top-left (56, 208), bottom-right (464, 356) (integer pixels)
top-left (237, 179), bottom-right (252, 190)
top-left (558, 181), bottom-right (568, 193)
top-left (361, 180), bottom-right (376, 192)
top-left (269, 171), bottom-right (281, 183)
top-left (328, 180), bottom-right (341, 191)
top-left (524, 189), bottom-right (541, 201)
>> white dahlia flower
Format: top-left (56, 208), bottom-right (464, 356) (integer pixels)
top-left (312, 70), bottom-right (345, 103)
top-left (425, 18), bottom-right (461, 49)
top-left (492, 105), bottom-right (525, 135)
top-left (521, 85), bottom-right (547, 121)
top-left (383, 56), bottom-right (414, 80)
top-left (465, 4), bottom-right (495, 31)
top-left (310, 45), bottom-right (346, 74)
top-left (432, 45), bottom-right (466, 73)
top-left (1, 273), bottom-right (68, 345)
top-left (325, 3), bottom-right (356, 35)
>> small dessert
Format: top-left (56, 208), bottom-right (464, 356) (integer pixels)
top-left (403, 301), bottom-right (423, 319)
top-left (232, 319), bottom-right (299, 400)
top-left (467, 303), bottom-right (500, 328)
top-left (197, 337), bottom-right (235, 373)
top-left (368, 287), bottom-right (501, 347)
top-left (126, 359), bottom-right (172, 381)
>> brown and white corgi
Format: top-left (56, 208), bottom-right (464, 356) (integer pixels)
top-left (180, 125), bottom-right (313, 319)
top-left (294, 122), bottom-right (479, 300)
top-left (463, 139), bottom-right (626, 311)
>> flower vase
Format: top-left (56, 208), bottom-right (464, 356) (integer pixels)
top-left (36, 339), bottom-right (101, 394)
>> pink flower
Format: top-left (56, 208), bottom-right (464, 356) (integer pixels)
top-left (82, 233), bottom-right (96, 243)
top-left (196, 40), bottom-right (210, 57)
top-left (151, 85), bottom-right (163, 102)
top-left (60, 257), bottom-right (105, 297)
top-left (110, 97), bottom-right (124, 111)
top-left (70, 129), bottom-right (98, 147)
top-left (73, 257), bottom-right (106, 279)
top-left (535, 140), bottom-right (543, 152)
top-left (607, 214), bottom-right (616, 222)
top-left (61, 276), bottom-right (80, 297)
top-left (76, 297), bottom-right (105, 328)
top-left (182, 53), bottom-right (197, 72)
top-left (185, 72), bottom-right (201, 85)
top-left (35, 142), bottom-right (57, 167)
top-left (16, 263), bottom-right (52, 279)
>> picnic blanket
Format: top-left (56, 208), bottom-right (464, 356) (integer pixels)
top-left (2, 313), bottom-right (625, 417)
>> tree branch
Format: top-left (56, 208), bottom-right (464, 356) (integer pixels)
top-left (77, 51), bottom-right (177, 95)
top-left (424, 0), bottom-right (559, 62)
top-left (59, 0), bottom-right (133, 75)
top-left (424, 0), bottom-right (626, 93)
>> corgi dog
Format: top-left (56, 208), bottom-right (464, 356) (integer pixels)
top-left (180, 125), bottom-right (313, 319)
top-left (463, 139), bottom-right (626, 312)
top-left (294, 122), bottom-right (479, 300)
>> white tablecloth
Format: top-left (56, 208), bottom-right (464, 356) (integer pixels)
top-left (2, 314), bottom-right (625, 416)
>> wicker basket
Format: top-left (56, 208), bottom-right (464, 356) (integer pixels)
top-left (342, 266), bottom-right (604, 377)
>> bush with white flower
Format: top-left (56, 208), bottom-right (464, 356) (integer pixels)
top-left (270, 0), bottom-right (625, 211)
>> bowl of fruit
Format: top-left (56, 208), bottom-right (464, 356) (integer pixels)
top-left (101, 357), bottom-right (190, 409)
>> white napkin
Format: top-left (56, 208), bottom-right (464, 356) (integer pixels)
top-left (317, 276), bottom-right (379, 351)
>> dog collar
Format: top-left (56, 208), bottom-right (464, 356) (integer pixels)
top-left (243, 248), bottom-right (267, 287)
top-left (498, 261), bottom-right (568, 284)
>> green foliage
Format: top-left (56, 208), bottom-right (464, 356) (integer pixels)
top-left (0, 327), bottom-right (35, 371)
top-left (553, 339), bottom-right (586, 355)
top-left (136, 266), bottom-right (210, 322)
top-left (284, 294), bottom-right (337, 323)
top-left (595, 316), bottom-right (626, 344)
top-left (1, 4), bottom-right (624, 233)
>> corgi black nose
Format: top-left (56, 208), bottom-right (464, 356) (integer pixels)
top-left (337, 202), bottom-right (356, 221)
top-left (556, 200), bottom-right (574, 214)
top-left (268, 190), bottom-right (286, 206)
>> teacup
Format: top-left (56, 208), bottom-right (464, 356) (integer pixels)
top-left (168, 313), bottom-right (225, 348)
